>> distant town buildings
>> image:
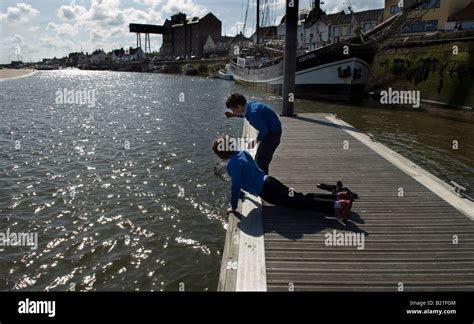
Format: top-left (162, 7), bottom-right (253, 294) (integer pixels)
top-left (203, 35), bottom-right (238, 58)
top-left (325, 9), bottom-right (383, 43)
top-left (229, 33), bottom-right (253, 56)
top-left (278, 8), bottom-right (313, 48)
top-left (252, 26), bottom-right (278, 44)
top-left (111, 48), bottom-right (126, 62)
top-left (90, 49), bottom-right (110, 65)
top-left (277, 3), bottom-right (383, 49)
top-left (67, 52), bottom-right (82, 66)
top-left (64, 46), bottom-right (145, 69)
top-left (77, 53), bottom-right (88, 66)
top-left (22, 1), bottom-right (474, 70)
top-left (128, 47), bottom-right (145, 62)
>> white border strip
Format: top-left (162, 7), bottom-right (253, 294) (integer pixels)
top-left (325, 114), bottom-right (474, 220)
top-left (235, 121), bottom-right (267, 291)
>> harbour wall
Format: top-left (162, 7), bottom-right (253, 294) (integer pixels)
top-left (368, 30), bottom-right (474, 108)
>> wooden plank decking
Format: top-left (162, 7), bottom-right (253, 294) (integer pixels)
top-left (219, 113), bottom-right (474, 292)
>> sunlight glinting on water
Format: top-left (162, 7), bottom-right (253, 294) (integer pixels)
top-left (1, 70), bottom-right (238, 291)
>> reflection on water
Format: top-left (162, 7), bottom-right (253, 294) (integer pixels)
top-left (0, 70), bottom-right (472, 291)
top-left (0, 70), bottom-right (242, 291)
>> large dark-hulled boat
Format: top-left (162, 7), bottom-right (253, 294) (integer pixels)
top-left (231, 0), bottom-right (428, 101)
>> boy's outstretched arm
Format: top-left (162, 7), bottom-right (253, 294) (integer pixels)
top-left (225, 111), bottom-right (241, 118)
top-left (227, 162), bottom-right (242, 213)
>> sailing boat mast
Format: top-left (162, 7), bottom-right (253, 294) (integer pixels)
top-left (256, 0), bottom-right (260, 45)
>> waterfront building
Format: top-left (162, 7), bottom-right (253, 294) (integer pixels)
top-left (128, 47), bottom-right (145, 62)
top-left (111, 48), bottom-right (125, 62)
top-left (446, 2), bottom-right (474, 31)
top-left (67, 52), bottom-right (82, 66)
top-left (251, 26), bottom-right (278, 45)
top-left (324, 9), bottom-right (383, 44)
top-left (90, 50), bottom-right (110, 65)
top-left (383, 0), bottom-right (472, 33)
top-left (228, 33), bottom-right (253, 57)
top-left (203, 35), bottom-right (234, 58)
top-left (278, 9), bottom-right (311, 49)
top-left (277, 1), bottom-right (383, 49)
top-left (77, 53), bottom-right (89, 66)
top-left (303, 2), bottom-right (327, 49)
top-left (10, 60), bottom-right (23, 67)
top-left (160, 12), bottom-right (221, 59)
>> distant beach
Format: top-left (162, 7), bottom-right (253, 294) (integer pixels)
top-left (0, 69), bottom-right (35, 80)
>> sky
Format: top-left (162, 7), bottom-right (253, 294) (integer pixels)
top-left (0, 0), bottom-right (384, 64)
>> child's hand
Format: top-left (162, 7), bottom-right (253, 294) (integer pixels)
top-left (225, 111), bottom-right (234, 118)
top-left (227, 207), bottom-right (237, 214)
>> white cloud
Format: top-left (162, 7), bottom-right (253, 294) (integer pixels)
top-left (53, 0), bottom-right (209, 38)
top-left (133, 0), bottom-right (164, 8)
top-left (0, 3), bottom-right (40, 23)
top-left (39, 36), bottom-right (76, 51)
top-left (90, 30), bottom-right (105, 42)
top-left (4, 34), bottom-right (25, 46)
top-left (161, 0), bottom-right (207, 17)
top-left (46, 22), bottom-right (58, 30)
top-left (321, 0), bottom-right (384, 13)
top-left (45, 0), bottom-right (208, 54)
top-left (89, 0), bottom-right (121, 22)
top-left (0, 34), bottom-right (41, 59)
top-left (3, 0), bottom-right (209, 62)
top-left (229, 21), bottom-right (245, 36)
top-left (57, 0), bottom-right (164, 30)
top-left (122, 7), bottom-right (163, 24)
top-left (46, 22), bottom-right (79, 36)
top-left (58, 4), bottom-right (88, 21)
top-left (39, 37), bottom-right (63, 48)
top-left (109, 27), bottom-right (126, 37)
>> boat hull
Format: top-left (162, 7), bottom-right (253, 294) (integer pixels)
top-left (232, 57), bottom-right (372, 101)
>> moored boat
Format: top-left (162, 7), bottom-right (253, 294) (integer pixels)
top-left (231, 0), bottom-right (428, 101)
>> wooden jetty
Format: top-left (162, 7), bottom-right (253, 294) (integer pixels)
top-left (218, 113), bottom-right (474, 291)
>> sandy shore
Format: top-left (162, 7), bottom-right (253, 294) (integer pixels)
top-left (0, 68), bottom-right (35, 80)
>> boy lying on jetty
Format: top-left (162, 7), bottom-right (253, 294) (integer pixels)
top-left (212, 136), bottom-right (353, 225)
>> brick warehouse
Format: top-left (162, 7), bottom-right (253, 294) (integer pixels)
top-left (160, 12), bottom-right (222, 59)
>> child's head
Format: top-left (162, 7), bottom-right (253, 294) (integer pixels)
top-left (226, 92), bottom-right (246, 116)
top-left (212, 135), bottom-right (235, 160)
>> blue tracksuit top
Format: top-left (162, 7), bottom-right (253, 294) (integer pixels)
top-left (227, 150), bottom-right (267, 210)
top-left (245, 101), bottom-right (282, 142)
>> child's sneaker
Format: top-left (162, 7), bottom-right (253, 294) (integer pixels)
top-left (335, 200), bottom-right (352, 226)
